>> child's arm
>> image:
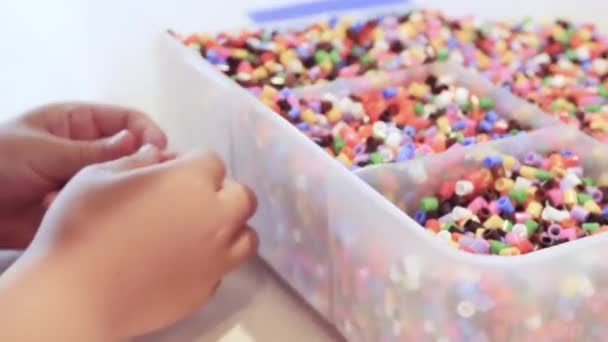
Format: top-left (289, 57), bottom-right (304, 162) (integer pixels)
top-left (0, 146), bottom-right (258, 341)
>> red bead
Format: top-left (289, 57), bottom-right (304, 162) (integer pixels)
top-left (438, 180), bottom-right (456, 200)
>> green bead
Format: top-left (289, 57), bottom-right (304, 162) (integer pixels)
top-left (479, 97), bottom-right (495, 110)
top-left (454, 132), bottom-right (465, 142)
top-left (566, 49), bottom-right (577, 61)
top-left (578, 193), bottom-right (593, 205)
top-left (509, 188), bottom-right (529, 204)
top-left (459, 101), bottom-right (472, 111)
top-left (314, 50), bottom-right (330, 64)
top-left (582, 177), bottom-right (595, 187)
top-left (370, 152), bottom-right (383, 165)
top-left (550, 101), bottom-right (560, 112)
top-left (586, 104), bottom-right (602, 113)
top-left (333, 136), bottom-right (345, 154)
top-left (502, 220), bottom-right (514, 232)
top-left (442, 220), bottom-right (455, 231)
top-left (330, 49), bottom-right (341, 64)
top-left (437, 47), bottom-right (449, 61)
top-left (535, 170), bottom-right (552, 181)
top-left (525, 219), bottom-right (539, 235)
top-left (583, 222), bottom-right (600, 232)
top-left (420, 196), bottom-right (439, 212)
top-left (509, 129), bottom-right (520, 135)
top-left (599, 84), bottom-right (608, 99)
top-left (360, 54), bottom-right (374, 65)
top-left (246, 53), bottom-right (257, 62)
top-left (490, 240), bottom-right (508, 254)
top-left (414, 102), bottom-right (425, 116)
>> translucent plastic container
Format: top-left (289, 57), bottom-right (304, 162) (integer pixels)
top-left (158, 32), bottom-right (608, 341)
top-left (350, 127), bottom-right (608, 341)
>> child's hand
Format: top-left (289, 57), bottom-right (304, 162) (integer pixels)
top-left (8, 145), bottom-right (258, 340)
top-left (0, 103), bottom-right (166, 248)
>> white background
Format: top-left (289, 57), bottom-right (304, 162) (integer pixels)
top-left (0, 1), bottom-right (607, 341)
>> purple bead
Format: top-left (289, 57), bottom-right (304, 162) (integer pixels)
top-left (353, 144), bottom-right (366, 155)
top-left (523, 151), bottom-right (543, 166)
top-left (547, 224), bottom-right (563, 238)
top-left (587, 187), bottom-right (603, 203)
top-left (571, 205), bottom-right (590, 222)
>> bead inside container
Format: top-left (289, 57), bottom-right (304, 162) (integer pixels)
top-left (283, 62), bottom-right (560, 169)
top-left (344, 127), bottom-right (608, 340)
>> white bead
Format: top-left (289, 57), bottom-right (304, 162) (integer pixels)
top-left (437, 230), bottom-right (452, 243)
top-left (551, 74), bottom-right (566, 88)
top-left (374, 40), bottom-right (389, 51)
top-left (423, 104), bottom-right (437, 117)
top-left (316, 115), bottom-right (328, 126)
top-left (454, 87), bottom-right (469, 104)
top-left (532, 53), bottom-right (550, 65)
top-left (322, 92), bottom-right (339, 104)
top-left (593, 58), bottom-right (608, 75)
top-left (450, 50), bottom-right (465, 64)
top-left (455, 180), bottom-right (474, 196)
top-left (511, 224), bottom-right (528, 238)
top-left (372, 121), bottom-right (388, 140)
top-left (288, 59), bottom-right (304, 73)
top-left (350, 102), bottom-right (366, 119)
top-left (331, 122), bottom-right (347, 138)
top-left (541, 206), bottom-right (570, 222)
top-left (385, 132), bottom-right (403, 148)
top-left (514, 177), bottom-right (532, 189)
top-left (434, 90), bottom-right (453, 109)
top-left (457, 301), bottom-right (476, 318)
top-left (452, 206), bottom-right (473, 221)
top-left (576, 46), bottom-right (590, 61)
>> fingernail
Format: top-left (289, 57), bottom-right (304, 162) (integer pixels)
top-left (138, 143), bottom-right (156, 154)
top-left (108, 129), bottom-right (130, 146)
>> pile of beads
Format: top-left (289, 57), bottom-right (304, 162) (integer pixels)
top-left (178, 9), bottom-right (608, 141)
top-left (414, 150), bottom-right (608, 255)
top-left (257, 75), bottom-right (531, 169)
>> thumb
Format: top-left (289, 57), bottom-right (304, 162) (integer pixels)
top-left (56, 129), bottom-right (137, 177)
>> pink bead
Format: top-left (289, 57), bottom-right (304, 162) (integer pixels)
top-left (547, 188), bottom-right (564, 206)
top-left (488, 201), bottom-right (500, 215)
top-left (467, 197), bottom-right (489, 213)
top-left (540, 158), bottom-right (552, 171)
top-left (561, 228), bottom-right (577, 241)
top-left (515, 212), bottom-right (531, 223)
top-left (505, 232), bottom-right (520, 245)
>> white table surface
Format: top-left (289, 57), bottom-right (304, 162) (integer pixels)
top-left (0, 1), bottom-right (607, 341)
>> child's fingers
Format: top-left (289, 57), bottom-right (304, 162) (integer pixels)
top-left (226, 225), bottom-right (259, 271)
top-left (217, 180), bottom-right (257, 229)
top-left (105, 144), bottom-right (162, 171)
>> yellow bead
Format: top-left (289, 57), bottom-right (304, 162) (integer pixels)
top-left (261, 85), bottom-right (277, 100)
top-left (484, 215), bottom-right (504, 230)
top-left (562, 189), bottom-right (578, 206)
top-left (408, 82), bottom-right (429, 98)
top-left (526, 201), bottom-right (543, 218)
top-left (495, 177), bottom-right (514, 193)
top-left (399, 23), bottom-right (416, 39)
top-left (584, 200), bottom-right (602, 214)
top-left (500, 247), bottom-right (521, 256)
top-left (476, 228), bottom-right (485, 238)
top-left (326, 109), bottom-right (343, 124)
top-left (232, 48), bottom-right (248, 59)
top-left (502, 155), bottom-right (517, 170)
top-left (527, 186), bottom-right (538, 197)
top-left (301, 109), bottom-right (317, 124)
top-left (551, 167), bottom-right (566, 177)
top-left (320, 61), bottom-right (333, 73)
top-left (252, 67), bottom-right (268, 80)
top-left (336, 153), bottom-right (352, 168)
top-left (496, 40), bottom-right (507, 53)
top-left (580, 28), bottom-right (592, 41)
top-left (519, 166), bottom-right (538, 179)
top-left (436, 116), bottom-right (451, 134)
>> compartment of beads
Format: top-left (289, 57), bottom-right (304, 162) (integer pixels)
top-left (279, 62), bottom-right (561, 169)
top-left (330, 127), bottom-right (608, 341)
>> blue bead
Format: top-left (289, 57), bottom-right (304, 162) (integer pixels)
top-left (582, 61), bottom-right (593, 71)
top-left (382, 87), bottom-right (398, 99)
top-left (497, 196), bottom-right (515, 214)
top-left (485, 110), bottom-right (500, 123)
top-left (452, 119), bottom-right (467, 131)
top-left (309, 102), bottom-right (321, 113)
top-left (206, 49), bottom-right (217, 59)
top-left (296, 122), bottom-right (310, 131)
top-left (396, 145), bottom-right (414, 162)
top-left (478, 120), bottom-right (493, 132)
top-left (288, 107), bottom-right (301, 120)
top-left (402, 125), bottom-right (416, 137)
top-left (279, 88), bottom-right (292, 98)
top-left (296, 46), bottom-right (310, 58)
top-left (461, 137), bottom-right (476, 146)
top-left (483, 155), bottom-right (503, 168)
top-left (352, 21), bottom-right (364, 33)
top-left (328, 16), bottom-right (339, 28)
top-left (602, 206), bottom-right (608, 217)
top-left (560, 149), bottom-right (574, 157)
top-left (414, 210), bottom-right (426, 224)
top-left (447, 37), bottom-right (459, 49)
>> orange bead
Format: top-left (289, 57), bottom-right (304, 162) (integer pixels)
top-left (561, 218), bottom-right (576, 228)
top-left (358, 125), bottom-right (372, 139)
top-left (425, 219), bottom-right (441, 233)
